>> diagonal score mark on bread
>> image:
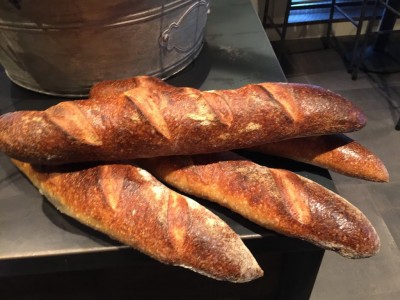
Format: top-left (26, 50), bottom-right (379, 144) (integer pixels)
top-left (178, 87), bottom-right (217, 126)
top-left (45, 102), bottom-right (102, 146)
top-left (269, 169), bottom-right (312, 225)
top-left (257, 83), bottom-right (299, 123)
top-left (125, 86), bottom-right (235, 139)
top-left (203, 91), bottom-right (234, 127)
top-left (136, 77), bottom-right (234, 128)
top-left (99, 165), bottom-right (125, 211)
top-left (166, 192), bottom-right (190, 255)
top-left (173, 87), bottom-right (233, 128)
top-left (124, 88), bottom-right (172, 140)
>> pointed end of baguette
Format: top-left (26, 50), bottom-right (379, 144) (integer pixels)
top-left (290, 83), bottom-right (368, 134)
top-left (379, 166), bottom-right (390, 183)
top-left (179, 260), bottom-right (264, 283)
top-left (183, 199), bottom-right (264, 283)
top-left (181, 251), bottom-right (264, 283)
top-left (0, 111), bottom-right (51, 162)
top-left (335, 221), bottom-right (381, 259)
top-left (296, 175), bottom-right (382, 259)
top-left (234, 260), bottom-right (264, 283)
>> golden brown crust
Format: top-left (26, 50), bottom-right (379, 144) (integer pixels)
top-left (138, 152), bottom-right (380, 258)
top-left (0, 76), bottom-right (366, 164)
top-left (11, 159), bottom-right (263, 283)
top-left (248, 134), bottom-right (389, 182)
top-left (89, 76), bottom-right (171, 100)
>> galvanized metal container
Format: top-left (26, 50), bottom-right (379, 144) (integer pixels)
top-left (0, 0), bottom-right (209, 97)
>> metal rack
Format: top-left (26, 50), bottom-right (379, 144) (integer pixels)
top-left (263, 0), bottom-right (377, 42)
top-left (326, 0), bottom-right (376, 79)
top-left (263, 0), bottom-right (332, 41)
top-left (349, 0), bottom-right (400, 80)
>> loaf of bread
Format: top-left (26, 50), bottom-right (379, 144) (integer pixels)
top-left (138, 152), bottom-right (380, 258)
top-left (12, 159), bottom-right (263, 283)
top-left (248, 134), bottom-right (389, 182)
top-left (0, 76), bottom-right (367, 164)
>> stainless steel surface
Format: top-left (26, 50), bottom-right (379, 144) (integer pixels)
top-left (0, 0), bottom-right (328, 278)
top-left (0, 0), bottom-right (209, 97)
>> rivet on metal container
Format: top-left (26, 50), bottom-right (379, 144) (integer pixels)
top-left (0, 0), bottom-right (210, 97)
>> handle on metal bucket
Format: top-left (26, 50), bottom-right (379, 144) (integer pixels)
top-left (159, 0), bottom-right (209, 53)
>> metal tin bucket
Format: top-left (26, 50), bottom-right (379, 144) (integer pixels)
top-left (0, 0), bottom-right (209, 97)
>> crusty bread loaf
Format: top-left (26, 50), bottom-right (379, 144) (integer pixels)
top-left (248, 134), bottom-right (389, 182)
top-left (12, 159), bottom-right (263, 283)
top-left (0, 76), bottom-right (366, 164)
top-left (138, 152), bottom-right (380, 258)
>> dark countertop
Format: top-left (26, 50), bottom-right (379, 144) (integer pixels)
top-left (0, 1), bottom-right (330, 298)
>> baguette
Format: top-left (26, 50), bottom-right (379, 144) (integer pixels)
top-left (11, 159), bottom-right (263, 283)
top-left (248, 134), bottom-right (389, 182)
top-left (138, 152), bottom-right (380, 258)
top-left (0, 76), bottom-right (366, 164)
